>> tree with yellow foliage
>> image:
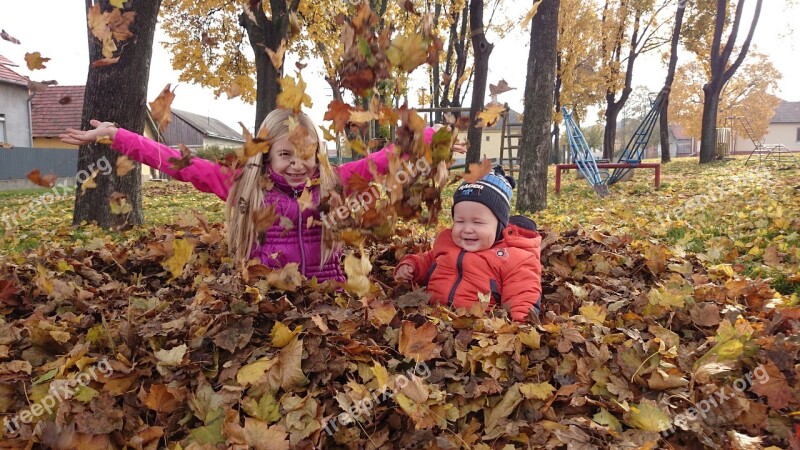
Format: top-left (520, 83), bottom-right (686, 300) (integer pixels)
top-left (597, 0), bottom-right (671, 160)
top-left (668, 52), bottom-right (781, 144)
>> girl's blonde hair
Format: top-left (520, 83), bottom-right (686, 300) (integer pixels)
top-left (226, 109), bottom-right (342, 266)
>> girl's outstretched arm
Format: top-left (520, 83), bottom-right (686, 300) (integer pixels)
top-left (61, 120), bottom-right (235, 201)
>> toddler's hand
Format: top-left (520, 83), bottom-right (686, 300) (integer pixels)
top-left (60, 119), bottom-right (119, 146)
top-left (394, 264), bottom-right (415, 283)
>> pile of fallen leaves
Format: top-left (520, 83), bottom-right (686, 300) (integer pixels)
top-left (1, 213), bottom-right (798, 449)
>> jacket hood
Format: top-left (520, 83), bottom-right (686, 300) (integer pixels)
top-left (502, 224), bottom-right (541, 252)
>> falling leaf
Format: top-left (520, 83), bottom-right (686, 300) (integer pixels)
top-left (81, 170), bottom-right (100, 194)
top-left (297, 188), bottom-right (314, 212)
top-left (521, 1), bottom-right (542, 29)
top-left (109, 192), bottom-right (133, 215)
top-left (162, 239), bottom-right (194, 279)
top-left (1, 29), bottom-right (21, 44)
top-left (91, 56), bottom-right (121, 68)
top-left (59, 96), bottom-right (72, 105)
top-left (461, 158), bottom-right (493, 183)
top-left (277, 73), bottom-right (312, 113)
top-left (116, 155), bottom-right (135, 176)
top-left (24, 52), bottom-right (50, 71)
top-left (168, 144), bottom-right (193, 170)
top-left (266, 39), bottom-right (286, 71)
top-left (387, 32), bottom-right (428, 73)
top-left (110, 0), bottom-right (128, 8)
top-left (398, 320), bottom-right (442, 361)
top-left (475, 103), bottom-right (505, 128)
top-left (149, 84), bottom-right (176, 132)
top-left (201, 31), bottom-right (216, 47)
top-left (27, 169), bottom-right (57, 188)
top-left (224, 80), bottom-right (242, 99)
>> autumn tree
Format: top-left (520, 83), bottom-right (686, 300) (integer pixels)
top-left (74, 0), bottom-right (162, 228)
top-left (668, 53), bottom-right (781, 143)
top-left (464, 0), bottom-right (493, 165)
top-left (516, 0), bottom-right (559, 212)
top-left (657, 0), bottom-right (686, 164)
top-left (553, 0), bottom-right (603, 164)
top-left (598, 0), bottom-right (670, 160)
top-left (684, 0), bottom-right (764, 163)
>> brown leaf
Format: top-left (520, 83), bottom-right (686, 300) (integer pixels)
top-left (25, 52), bottom-right (50, 71)
top-left (116, 155), bottom-right (135, 176)
top-left (690, 303), bottom-right (721, 327)
top-left (750, 361), bottom-right (792, 410)
top-left (398, 320), bottom-right (442, 362)
top-left (27, 169), bottom-right (57, 188)
top-left (224, 80), bottom-right (242, 99)
top-left (266, 39), bottom-right (286, 71)
top-left (139, 384), bottom-right (186, 413)
top-left (59, 95), bottom-right (72, 105)
top-left (91, 56), bottom-right (121, 68)
top-left (168, 144), bottom-right (193, 170)
top-left (149, 83), bottom-right (176, 132)
top-left (461, 158), bottom-right (493, 183)
top-left (201, 31), bottom-right (217, 47)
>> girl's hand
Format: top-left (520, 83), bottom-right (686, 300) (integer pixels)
top-left (394, 264), bottom-right (415, 283)
top-left (451, 143), bottom-right (467, 154)
top-left (60, 119), bottom-right (119, 146)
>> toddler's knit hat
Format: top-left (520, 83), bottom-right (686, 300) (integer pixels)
top-left (453, 166), bottom-right (515, 228)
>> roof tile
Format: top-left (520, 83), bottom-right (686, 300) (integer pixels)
top-left (30, 85), bottom-right (86, 137)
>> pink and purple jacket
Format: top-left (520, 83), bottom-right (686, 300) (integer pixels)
top-left (112, 127), bottom-right (435, 282)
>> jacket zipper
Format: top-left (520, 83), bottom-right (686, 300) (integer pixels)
top-left (446, 250), bottom-right (466, 306)
top-left (293, 188), bottom-right (306, 275)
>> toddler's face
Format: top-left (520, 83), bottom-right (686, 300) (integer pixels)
top-left (452, 202), bottom-right (498, 252)
top-left (269, 134), bottom-right (317, 187)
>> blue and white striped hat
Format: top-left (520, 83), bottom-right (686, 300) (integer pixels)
top-left (453, 166), bottom-right (514, 227)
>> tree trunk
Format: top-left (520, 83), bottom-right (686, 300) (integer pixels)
top-left (699, 83), bottom-right (721, 163)
top-left (551, 54), bottom-right (563, 164)
top-left (517, 0), bottom-right (559, 213)
top-left (465, 0), bottom-right (493, 165)
top-left (73, 0), bottom-right (162, 228)
top-left (659, 1), bottom-right (686, 163)
top-left (659, 99), bottom-right (671, 163)
top-left (603, 100), bottom-right (623, 160)
top-left (698, 0), bottom-right (763, 164)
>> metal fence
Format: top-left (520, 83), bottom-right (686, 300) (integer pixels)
top-left (0, 148), bottom-right (78, 180)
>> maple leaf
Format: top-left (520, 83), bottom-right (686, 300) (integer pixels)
top-left (750, 361), bottom-right (792, 410)
top-left (162, 239), bottom-right (194, 279)
top-left (277, 73), bottom-right (312, 113)
top-left (252, 204), bottom-right (277, 235)
top-left (27, 169), bottom-right (57, 188)
top-left (107, 8), bottom-right (136, 42)
top-left (264, 264), bottom-right (304, 291)
top-left (521, 1), bottom-right (542, 29)
top-left (24, 52), bottom-right (50, 71)
top-left (461, 158), bottom-right (493, 183)
top-left (398, 320), bottom-right (442, 362)
top-left (149, 84), bottom-right (177, 132)
top-left (240, 122), bottom-right (270, 159)
top-left (270, 322), bottom-right (303, 348)
top-left (475, 103), bottom-right (505, 128)
top-left (116, 155), bottom-right (135, 176)
top-left (625, 401), bottom-right (670, 432)
top-left (139, 384), bottom-right (185, 413)
top-left (168, 144), bottom-right (194, 170)
top-left (296, 188), bottom-right (314, 212)
top-left (88, 5), bottom-right (111, 42)
top-left (58, 95), bottom-right (72, 105)
top-left (1, 29), bottom-right (21, 44)
top-left (387, 32), bottom-right (428, 73)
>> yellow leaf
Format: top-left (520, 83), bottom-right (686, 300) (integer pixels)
top-left (162, 239), bottom-right (194, 279)
top-left (520, 382), bottom-right (555, 400)
top-left (579, 303), bottom-right (607, 326)
top-left (387, 32), bottom-right (428, 73)
top-left (518, 328), bottom-right (541, 349)
top-left (277, 73), bottom-right (312, 113)
top-left (237, 357), bottom-right (276, 386)
top-left (344, 252), bottom-right (372, 297)
top-left (265, 39), bottom-right (286, 71)
top-left (270, 322), bottom-right (302, 348)
top-left (297, 188), bottom-right (314, 212)
top-left (80, 170), bottom-right (99, 194)
top-left (475, 104), bottom-right (505, 128)
top-left (626, 402), bottom-right (670, 432)
top-left (116, 155), bottom-right (135, 176)
top-left (521, 1), bottom-right (542, 29)
top-left (110, 0), bottom-right (128, 7)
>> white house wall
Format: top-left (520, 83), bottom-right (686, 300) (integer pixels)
top-left (0, 84), bottom-right (32, 146)
top-left (733, 123), bottom-right (800, 153)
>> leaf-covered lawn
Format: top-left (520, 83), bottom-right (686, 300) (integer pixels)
top-left (1, 156), bottom-right (799, 448)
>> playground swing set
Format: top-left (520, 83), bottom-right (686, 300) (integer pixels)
top-left (556, 90), bottom-right (667, 197)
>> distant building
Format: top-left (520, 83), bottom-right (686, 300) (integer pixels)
top-left (0, 54), bottom-right (32, 147)
top-left (31, 85), bottom-right (86, 148)
top-left (164, 109), bottom-right (244, 149)
top-left (668, 124), bottom-right (698, 157)
top-left (733, 100), bottom-right (800, 154)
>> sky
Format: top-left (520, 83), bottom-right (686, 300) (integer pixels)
top-left (1, 1), bottom-right (798, 132)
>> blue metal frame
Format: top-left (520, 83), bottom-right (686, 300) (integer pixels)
top-left (562, 106), bottom-right (609, 197)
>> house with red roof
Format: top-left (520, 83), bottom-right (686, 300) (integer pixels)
top-left (0, 54), bottom-right (32, 147)
top-left (30, 85), bottom-right (86, 149)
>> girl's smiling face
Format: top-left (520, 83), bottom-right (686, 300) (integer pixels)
top-left (452, 201), bottom-right (499, 252)
top-left (268, 134), bottom-right (318, 187)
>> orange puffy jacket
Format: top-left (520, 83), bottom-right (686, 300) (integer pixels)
top-left (397, 225), bottom-right (542, 322)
